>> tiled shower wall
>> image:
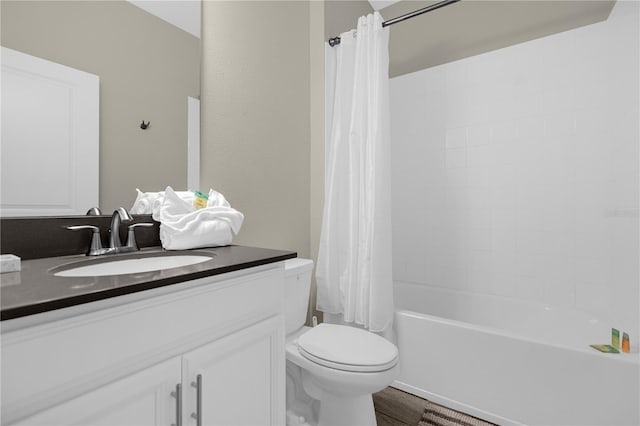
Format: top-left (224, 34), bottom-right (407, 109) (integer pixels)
top-left (390, 2), bottom-right (639, 336)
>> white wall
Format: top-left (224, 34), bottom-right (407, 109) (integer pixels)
top-left (391, 2), bottom-right (639, 337)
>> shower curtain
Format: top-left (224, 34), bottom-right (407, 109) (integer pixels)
top-left (316, 12), bottom-right (393, 333)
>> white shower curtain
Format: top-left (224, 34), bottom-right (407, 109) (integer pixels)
top-left (316, 12), bottom-right (393, 333)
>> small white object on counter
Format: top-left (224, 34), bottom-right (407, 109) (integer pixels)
top-left (0, 254), bottom-right (21, 273)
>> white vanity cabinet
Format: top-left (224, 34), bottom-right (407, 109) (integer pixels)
top-left (182, 317), bottom-right (283, 425)
top-left (1, 263), bottom-right (286, 426)
top-left (13, 356), bottom-right (182, 426)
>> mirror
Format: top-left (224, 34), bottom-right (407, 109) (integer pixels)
top-left (1, 0), bottom-right (201, 216)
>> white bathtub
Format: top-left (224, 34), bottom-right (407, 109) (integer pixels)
top-left (392, 281), bottom-right (640, 426)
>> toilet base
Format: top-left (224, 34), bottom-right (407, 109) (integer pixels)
top-left (286, 409), bottom-right (314, 426)
top-left (287, 360), bottom-right (318, 425)
top-left (316, 393), bottom-right (376, 426)
top-left (301, 368), bottom-right (379, 426)
top-left (287, 358), bottom-right (379, 426)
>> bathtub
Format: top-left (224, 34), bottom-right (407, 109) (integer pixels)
top-left (392, 281), bottom-right (640, 426)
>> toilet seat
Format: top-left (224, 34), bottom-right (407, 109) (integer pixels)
top-left (297, 324), bottom-right (398, 373)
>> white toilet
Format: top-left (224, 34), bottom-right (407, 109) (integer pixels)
top-left (284, 259), bottom-right (399, 426)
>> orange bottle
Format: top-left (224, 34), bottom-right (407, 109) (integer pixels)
top-left (622, 332), bottom-right (630, 353)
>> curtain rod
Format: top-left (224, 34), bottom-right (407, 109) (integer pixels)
top-left (328, 0), bottom-right (461, 47)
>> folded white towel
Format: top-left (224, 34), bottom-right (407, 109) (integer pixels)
top-left (206, 188), bottom-right (230, 208)
top-left (130, 189), bottom-right (158, 214)
top-left (158, 186), bottom-right (244, 250)
top-left (130, 188), bottom-right (196, 218)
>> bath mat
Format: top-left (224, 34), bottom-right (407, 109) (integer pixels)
top-left (417, 401), bottom-right (496, 426)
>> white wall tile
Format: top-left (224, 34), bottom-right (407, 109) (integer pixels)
top-left (574, 230), bottom-right (610, 258)
top-left (468, 207), bottom-right (492, 229)
top-left (445, 61), bottom-right (469, 90)
top-left (544, 112), bottom-right (575, 138)
top-left (445, 147), bottom-right (467, 169)
top-left (390, 2), bottom-right (639, 329)
top-left (491, 209), bottom-right (517, 251)
top-left (467, 166), bottom-right (490, 187)
top-left (445, 127), bottom-right (467, 149)
top-left (576, 280), bottom-right (612, 314)
top-left (467, 124), bottom-right (491, 147)
top-left (491, 272), bottom-right (518, 298)
top-left (515, 275), bottom-right (547, 303)
top-left (467, 145), bottom-right (493, 167)
top-left (517, 116), bottom-right (545, 141)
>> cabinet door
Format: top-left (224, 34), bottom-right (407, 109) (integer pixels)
top-left (12, 357), bottom-right (181, 426)
top-left (182, 316), bottom-right (285, 426)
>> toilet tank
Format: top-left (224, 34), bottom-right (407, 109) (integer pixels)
top-left (284, 258), bottom-right (314, 335)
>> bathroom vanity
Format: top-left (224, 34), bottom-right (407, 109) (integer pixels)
top-left (1, 246), bottom-right (296, 426)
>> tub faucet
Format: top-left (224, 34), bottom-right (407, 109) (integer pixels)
top-left (109, 207), bottom-right (133, 249)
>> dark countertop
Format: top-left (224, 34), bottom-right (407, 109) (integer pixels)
top-left (0, 245), bottom-right (296, 321)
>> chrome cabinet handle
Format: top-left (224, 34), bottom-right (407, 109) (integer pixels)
top-left (190, 374), bottom-right (202, 426)
top-left (171, 383), bottom-right (182, 426)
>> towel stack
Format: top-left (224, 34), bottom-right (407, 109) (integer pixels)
top-left (131, 186), bottom-right (244, 250)
top-left (131, 188), bottom-right (196, 219)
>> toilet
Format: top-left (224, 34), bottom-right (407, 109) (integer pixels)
top-left (284, 258), bottom-right (399, 426)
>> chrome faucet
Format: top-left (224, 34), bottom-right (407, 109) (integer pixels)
top-left (67, 207), bottom-right (154, 256)
top-left (109, 207), bottom-right (133, 249)
top-left (85, 207), bottom-right (102, 215)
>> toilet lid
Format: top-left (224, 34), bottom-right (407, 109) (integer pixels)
top-left (297, 324), bottom-right (398, 372)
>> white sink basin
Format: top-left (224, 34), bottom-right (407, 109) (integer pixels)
top-left (54, 255), bottom-right (212, 277)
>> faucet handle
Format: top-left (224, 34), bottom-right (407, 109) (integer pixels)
top-left (66, 225), bottom-right (103, 255)
top-left (126, 223), bottom-right (155, 251)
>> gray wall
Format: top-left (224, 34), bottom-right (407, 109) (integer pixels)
top-left (1, 1), bottom-right (200, 212)
top-left (200, 0), bottom-right (367, 322)
top-left (309, 1), bottom-right (326, 323)
top-left (379, 0), bottom-right (615, 77)
top-left (324, 0), bottom-right (374, 39)
top-left (201, 1), bottom-right (311, 258)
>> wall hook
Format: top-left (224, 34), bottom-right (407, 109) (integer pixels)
top-left (140, 120), bottom-right (150, 130)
